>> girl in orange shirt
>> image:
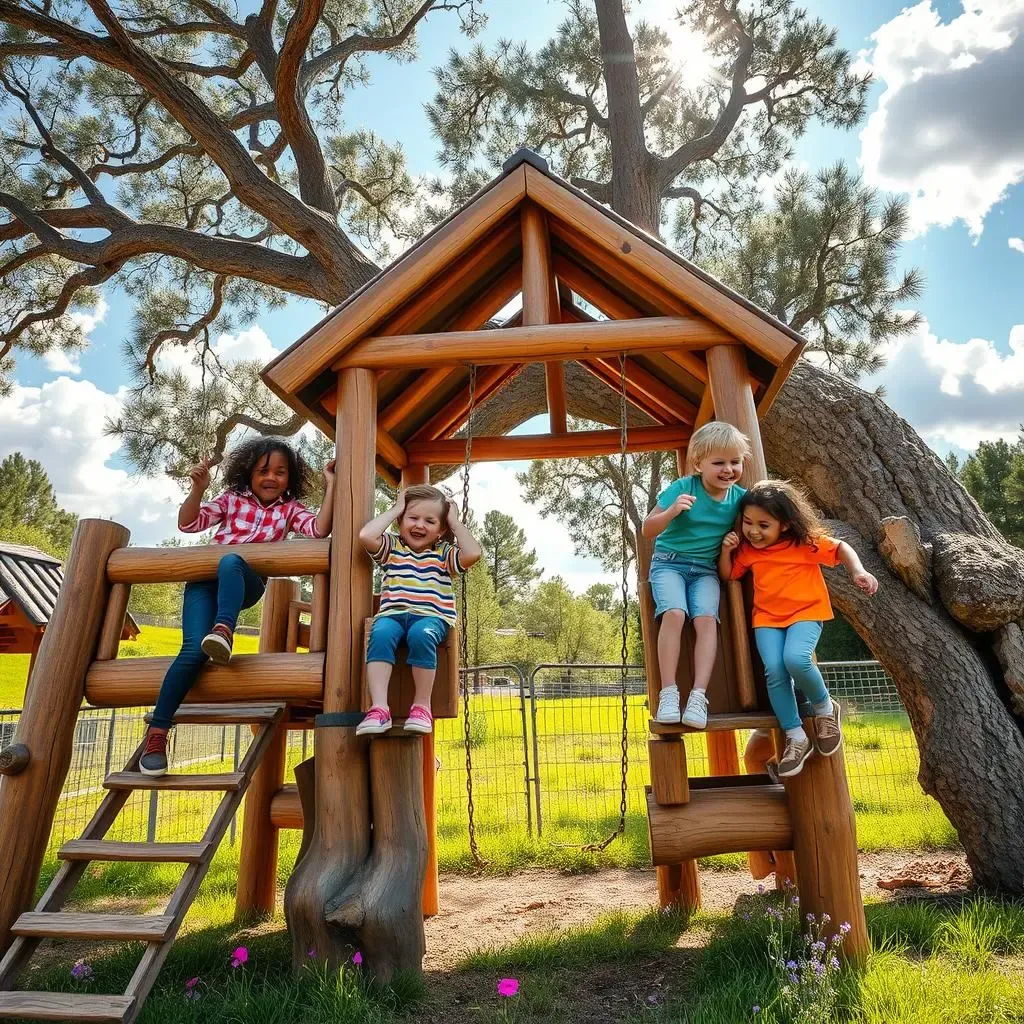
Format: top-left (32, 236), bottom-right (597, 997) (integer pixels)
top-left (718, 481), bottom-right (878, 778)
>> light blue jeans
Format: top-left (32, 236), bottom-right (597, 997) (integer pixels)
top-left (754, 621), bottom-right (831, 731)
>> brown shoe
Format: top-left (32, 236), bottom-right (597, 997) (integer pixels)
top-left (777, 735), bottom-right (814, 778)
top-left (813, 702), bottom-right (843, 757)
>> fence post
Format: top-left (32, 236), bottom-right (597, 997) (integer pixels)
top-left (517, 669), bottom-right (533, 836)
top-left (103, 708), bottom-right (117, 776)
top-left (529, 668), bottom-right (543, 836)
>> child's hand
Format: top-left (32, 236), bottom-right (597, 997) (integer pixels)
top-left (189, 457), bottom-right (213, 492)
top-left (322, 459), bottom-right (336, 482)
top-left (852, 570), bottom-right (878, 595)
top-left (722, 531), bottom-right (740, 550)
top-left (671, 493), bottom-right (696, 515)
top-left (394, 489), bottom-right (406, 514)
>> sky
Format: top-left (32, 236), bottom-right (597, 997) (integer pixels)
top-left (2, 0), bottom-right (1023, 594)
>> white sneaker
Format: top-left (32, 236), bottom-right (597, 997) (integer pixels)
top-left (681, 689), bottom-right (709, 729)
top-left (654, 685), bottom-right (681, 723)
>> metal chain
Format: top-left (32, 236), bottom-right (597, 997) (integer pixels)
top-left (584, 353), bottom-right (631, 853)
top-left (459, 365), bottom-right (487, 868)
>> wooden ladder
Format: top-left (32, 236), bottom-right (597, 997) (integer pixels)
top-left (0, 703), bottom-right (286, 1024)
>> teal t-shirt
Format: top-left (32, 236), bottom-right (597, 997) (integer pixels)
top-left (654, 475), bottom-right (746, 566)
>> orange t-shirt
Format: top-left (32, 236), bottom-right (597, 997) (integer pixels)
top-left (729, 535), bottom-right (842, 629)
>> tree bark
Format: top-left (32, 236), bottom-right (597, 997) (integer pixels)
top-left (764, 362), bottom-right (1024, 891)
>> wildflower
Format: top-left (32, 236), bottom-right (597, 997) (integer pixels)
top-left (788, 973), bottom-right (798, 985)
top-left (786, 960), bottom-right (798, 970)
top-left (789, 896), bottom-right (800, 908)
top-left (840, 921), bottom-right (852, 935)
top-left (811, 941), bottom-right (826, 955)
top-left (352, 951), bottom-right (363, 966)
top-left (757, 884), bottom-right (765, 895)
top-left (830, 956), bottom-right (841, 970)
top-left (813, 961), bottom-right (826, 977)
top-left (821, 913), bottom-right (831, 925)
top-left (184, 977), bottom-right (201, 1002)
top-left (752, 1006), bottom-right (761, 1015)
top-left (230, 946), bottom-right (249, 969)
top-left (806, 912), bottom-right (816, 923)
top-left (70, 960), bottom-right (93, 982)
top-left (497, 978), bottom-right (520, 997)
top-left (307, 948), bottom-right (317, 959)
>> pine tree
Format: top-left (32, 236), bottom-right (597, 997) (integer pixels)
top-left (480, 510), bottom-right (542, 605)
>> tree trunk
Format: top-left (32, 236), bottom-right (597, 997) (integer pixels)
top-left (764, 362), bottom-right (1024, 891)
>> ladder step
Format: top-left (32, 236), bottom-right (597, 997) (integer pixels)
top-left (12, 913), bottom-right (174, 941)
top-left (145, 702), bottom-right (286, 725)
top-left (104, 771), bottom-right (245, 791)
top-left (58, 840), bottom-right (212, 864)
top-left (0, 992), bottom-right (135, 1022)
top-left (649, 711), bottom-right (780, 736)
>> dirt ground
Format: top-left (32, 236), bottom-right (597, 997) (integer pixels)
top-left (424, 850), bottom-right (974, 971)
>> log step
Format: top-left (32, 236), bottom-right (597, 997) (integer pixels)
top-left (648, 712), bottom-right (779, 736)
top-left (145, 703), bottom-right (286, 725)
top-left (104, 771), bottom-right (245, 791)
top-left (58, 840), bottom-right (212, 863)
top-left (0, 992), bottom-right (135, 1022)
top-left (12, 913), bottom-right (174, 941)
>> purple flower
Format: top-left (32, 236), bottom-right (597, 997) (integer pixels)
top-left (497, 978), bottom-right (520, 997)
top-left (786, 960), bottom-right (798, 970)
top-left (230, 946), bottom-right (248, 969)
top-left (70, 960), bottom-right (93, 982)
top-left (307, 948), bottom-right (317, 959)
top-left (352, 951), bottom-right (363, 966)
top-left (811, 941), bottom-right (826, 955)
top-left (788, 973), bottom-right (799, 985)
top-left (184, 977), bottom-right (201, 1002)
top-left (806, 912), bottom-right (816, 923)
top-left (752, 1006), bottom-right (761, 1015)
top-left (830, 956), bottom-right (841, 970)
top-left (840, 921), bottom-right (852, 935)
top-left (813, 961), bottom-right (826, 977)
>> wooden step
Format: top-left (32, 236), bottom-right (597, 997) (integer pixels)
top-left (12, 913), bottom-right (174, 941)
top-left (0, 992), bottom-right (134, 1022)
top-left (58, 840), bottom-right (211, 864)
top-left (145, 703), bottom-right (286, 725)
top-left (104, 771), bottom-right (245, 791)
top-left (649, 711), bottom-right (779, 736)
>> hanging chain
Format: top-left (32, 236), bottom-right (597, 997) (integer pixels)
top-left (459, 365), bottom-right (487, 869)
top-left (584, 353), bottom-right (631, 853)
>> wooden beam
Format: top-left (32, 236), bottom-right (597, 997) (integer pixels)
top-left (580, 359), bottom-right (668, 425)
top-left (526, 164), bottom-right (796, 365)
top-left (592, 356), bottom-right (695, 425)
top-left (107, 538), bottom-right (330, 584)
top-left (263, 165), bottom-right (527, 398)
top-left (706, 345), bottom-right (767, 482)
top-left (379, 368), bottom-right (452, 432)
top-left (407, 425), bottom-right (690, 464)
top-left (338, 316), bottom-right (732, 370)
top-left (375, 426), bottom-right (408, 470)
top-left (411, 364), bottom-right (523, 441)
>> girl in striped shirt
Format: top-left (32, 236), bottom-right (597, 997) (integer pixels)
top-left (357, 484), bottom-right (482, 736)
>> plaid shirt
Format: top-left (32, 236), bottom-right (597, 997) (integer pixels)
top-left (182, 490), bottom-right (322, 544)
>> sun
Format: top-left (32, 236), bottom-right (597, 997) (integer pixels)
top-left (642, 0), bottom-right (721, 90)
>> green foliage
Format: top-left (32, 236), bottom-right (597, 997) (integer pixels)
top-left (0, 452), bottom-right (78, 556)
top-left (461, 559), bottom-right (504, 665)
top-left (480, 510), bottom-right (543, 605)
top-left (952, 430), bottom-right (1024, 547)
top-left (516, 577), bottom-right (627, 664)
top-left (818, 613), bottom-right (871, 662)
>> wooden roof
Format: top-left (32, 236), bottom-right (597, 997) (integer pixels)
top-left (261, 150), bottom-right (805, 481)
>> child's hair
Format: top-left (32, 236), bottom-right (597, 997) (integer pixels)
top-left (738, 480), bottom-right (825, 547)
top-left (685, 422), bottom-right (752, 473)
top-left (400, 484), bottom-right (452, 542)
top-left (221, 438), bottom-right (311, 500)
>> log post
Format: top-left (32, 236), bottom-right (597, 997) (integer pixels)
top-left (95, 583), bottom-right (131, 661)
top-left (401, 462), bottom-right (440, 919)
top-left (743, 729), bottom-right (797, 886)
top-left (236, 577), bottom-right (298, 920)
top-left (0, 519), bottom-right (129, 956)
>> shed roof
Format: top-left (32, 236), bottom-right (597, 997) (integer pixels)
top-left (261, 150), bottom-right (806, 479)
top-left (0, 543), bottom-right (62, 627)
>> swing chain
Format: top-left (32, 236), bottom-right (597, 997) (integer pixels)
top-left (583, 353), bottom-right (631, 853)
top-left (459, 364), bottom-right (487, 869)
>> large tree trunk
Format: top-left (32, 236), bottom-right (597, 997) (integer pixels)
top-left (764, 361), bottom-right (1024, 891)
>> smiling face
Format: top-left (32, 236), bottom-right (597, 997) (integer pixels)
top-left (399, 497), bottom-right (447, 551)
top-left (250, 450), bottom-right (290, 505)
top-left (695, 448), bottom-right (744, 496)
top-left (740, 504), bottom-right (787, 549)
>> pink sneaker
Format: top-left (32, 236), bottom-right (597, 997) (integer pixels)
top-left (355, 706), bottom-right (392, 736)
top-left (404, 704), bottom-right (433, 734)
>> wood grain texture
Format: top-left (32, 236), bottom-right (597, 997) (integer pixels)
top-left (103, 772), bottom-right (244, 792)
top-left (13, 913), bottom-right (173, 941)
top-left (0, 519), bottom-right (129, 957)
top-left (107, 539), bottom-right (329, 584)
top-left (743, 730), bottom-right (797, 887)
top-left (84, 652), bottom-right (323, 707)
top-left (411, 364), bottom-right (522, 442)
top-left (339, 316), bottom-right (732, 370)
top-left (95, 583), bottom-right (131, 661)
top-left (57, 841), bottom-right (211, 864)
top-left (0, 991), bottom-right (134, 1022)
top-left (649, 738), bottom-right (689, 806)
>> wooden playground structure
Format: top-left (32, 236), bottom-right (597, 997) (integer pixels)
top-left (0, 150), bottom-right (867, 1022)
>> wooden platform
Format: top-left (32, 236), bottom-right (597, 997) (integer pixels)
top-left (648, 712), bottom-right (779, 736)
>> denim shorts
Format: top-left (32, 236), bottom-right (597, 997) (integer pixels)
top-left (648, 552), bottom-right (721, 621)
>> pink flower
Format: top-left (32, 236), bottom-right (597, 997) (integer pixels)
top-left (184, 977), bottom-right (201, 1002)
top-left (497, 978), bottom-right (520, 997)
top-left (230, 946), bottom-right (249, 969)
top-left (352, 951), bottom-right (363, 966)
top-left (307, 948), bottom-right (317, 959)
top-left (185, 978), bottom-right (199, 991)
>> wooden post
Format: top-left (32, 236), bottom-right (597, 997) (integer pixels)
top-left (0, 519), bottom-right (129, 956)
top-left (743, 729), bottom-right (797, 886)
top-left (95, 584), bottom-right (131, 661)
top-left (309, 573), bottom-right (328, 653)
top-left (400, 463), bottom-right (441, 919)
top-left (784, 739), bottom-right (869, 961)
top-left (236, 577), bottom-right (298, 920)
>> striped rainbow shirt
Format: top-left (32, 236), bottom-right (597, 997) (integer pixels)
top-left (371, 533), bottom-right (464, 624)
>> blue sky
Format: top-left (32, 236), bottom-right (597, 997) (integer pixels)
top-left (3, 0), bottom-right (1023, 588)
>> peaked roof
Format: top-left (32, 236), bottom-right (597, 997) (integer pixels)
top-left (0, 542), bottom-right (63, 627)
top-left (261, 150), bottom-right (806, 480)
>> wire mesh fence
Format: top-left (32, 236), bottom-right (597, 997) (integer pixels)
top-left (0, 660), bottom-right (956, 864)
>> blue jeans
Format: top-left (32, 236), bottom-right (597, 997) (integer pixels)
top-left (367, 613), bottom-right (448, 670)
top-left (648, 552), bottom-right (721, 621)
top-left (151, 553), bottom-right (265, 729)
top-left (754, 621), bottom-right (830, 731)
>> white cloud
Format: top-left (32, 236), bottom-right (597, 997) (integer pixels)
top-left (0, 377), bottom-right (184, 546)
top-left (38, 296), bottom-right (110, 376)
top-left (1010, 236), bottom-right (1024, 252)
top-left (865, 316), bottom-right (1024, 450)
top-left (859, 0), bottom-right (1024, 237)
top-left (153, 325), bottom-right (280, 384)
top-left (43, 349), bottom-right (83, 374)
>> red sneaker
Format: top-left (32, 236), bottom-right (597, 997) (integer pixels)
top-left (355, 706), bottom-right (393, 736)
top-left (404, 704), bottom-right (434, 734)
top-left (201, 624), bottom-right (234, 665)
top-left (139, 728), bottom-right (169, 777)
